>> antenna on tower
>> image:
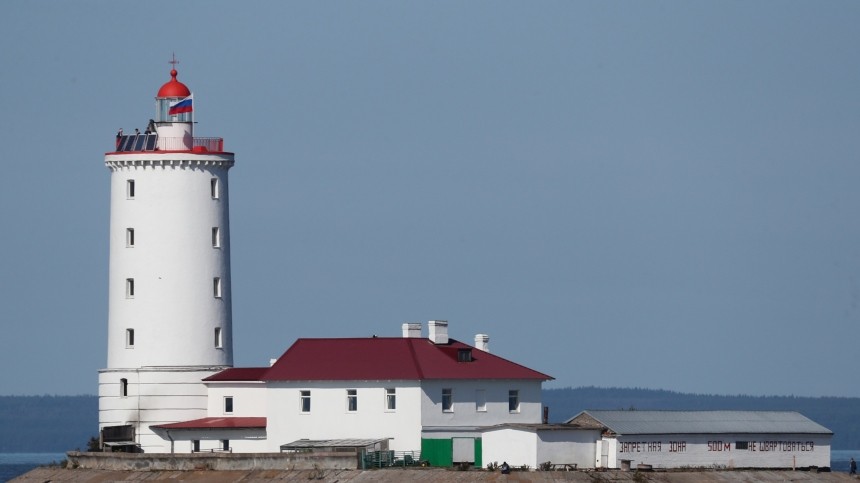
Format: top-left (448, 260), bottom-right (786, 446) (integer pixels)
top-left (169, 53), bottom-right (180, 70)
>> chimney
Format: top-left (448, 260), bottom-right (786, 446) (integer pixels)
top-left (474, 334), bottom-right (490, 352)
top-left (402, 322), bottom-right (422, 338)
top-left (269, 358), bottom-right (277, 367)
top-left (428, 320), bottom-right (449, 344)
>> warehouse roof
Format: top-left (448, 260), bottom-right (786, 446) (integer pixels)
top-left (566, 410), bottom-right (832, 435)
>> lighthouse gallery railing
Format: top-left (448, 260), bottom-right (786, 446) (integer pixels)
top-left (115, 134), bottom-right (224, 152)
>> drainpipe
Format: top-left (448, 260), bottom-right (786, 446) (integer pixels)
top-left (166, 430), bottom-right (174, 454)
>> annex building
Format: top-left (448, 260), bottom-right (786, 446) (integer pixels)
top-left (567, 410), bottom-right (832, 470)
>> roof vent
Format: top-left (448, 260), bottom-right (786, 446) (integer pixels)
top-left (428, 320), bottom-right (449, 344)
top-left (269, 358), bottom-right (277, 367)
top-left (402, 322), bottom-right (422, 338)
top-left (475, 334), bottom-right (490, 352)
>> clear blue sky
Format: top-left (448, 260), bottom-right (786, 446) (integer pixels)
top-left (2, 1), bottom-right (859, 397)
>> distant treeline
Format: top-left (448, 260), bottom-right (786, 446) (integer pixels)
top-left (1, 388), bottom-right (858, 452)
top-left (543, 386), bottom-right (860, 449)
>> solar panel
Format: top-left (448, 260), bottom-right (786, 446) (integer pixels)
top-left (145, 134), bottom-right (157, 150)
top-left (120, 135), bottom-right (135, 151)
top-left (133, 135), bottom-right (146, 151)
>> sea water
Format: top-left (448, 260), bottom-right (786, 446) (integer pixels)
top-left (0, 453), bottom-right (66, 482)
top-left (831, 449), bottom-right (860, 473)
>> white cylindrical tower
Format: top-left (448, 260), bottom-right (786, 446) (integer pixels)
top-left (99, 66), bottom-right (235, 452)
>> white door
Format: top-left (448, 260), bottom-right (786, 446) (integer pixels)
top-left (452, 437), bottom-right (475, 463)
top-left (600, 439), bottom-right (609, 467)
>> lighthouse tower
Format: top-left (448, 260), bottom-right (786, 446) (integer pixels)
top-left (99, 66), bottom-right (235, 452)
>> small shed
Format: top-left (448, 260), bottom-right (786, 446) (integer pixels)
top-left (567, 410), bottom-right (832, 470)
top-left (482, 422), bottom-right (603, 470)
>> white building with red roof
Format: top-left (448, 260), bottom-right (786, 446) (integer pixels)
top-left (151, 320), bottom-right (556, 466)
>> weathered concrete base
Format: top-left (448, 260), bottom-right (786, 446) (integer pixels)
top-left (65, 450), bottom-right (357, 471)
top-left (14, 467), bottom-right (858, 483)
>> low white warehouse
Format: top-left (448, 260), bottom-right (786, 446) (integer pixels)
top-left (567, 410), bottom-right (832, 470)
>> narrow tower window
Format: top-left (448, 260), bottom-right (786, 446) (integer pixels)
top-left (212, 227), bottom-right (220, 248)
top-left (126, 228), bottom-right (135, 247)
top-left (126, 328), bottom-right (135, 348)
top-left (224, 396), bottom-right (234, 414)
top-left (213, 277), bottom-right (222, 298)
top-left (120, 378), bottom-right (128, 397)
top-left (211, 178), bottom-right (219, 199)
top-left (126, 278), bottom-right (135, 298)
top-left (127, 179), bottom-right (135, 199)
top-left (214, 327), bottom-right (222, 348)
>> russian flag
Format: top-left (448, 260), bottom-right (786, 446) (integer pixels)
top-left (169, 94), bottom-right (193, 115)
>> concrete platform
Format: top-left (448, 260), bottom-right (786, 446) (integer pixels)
top-left (12, 467), bottom-right (859, 482)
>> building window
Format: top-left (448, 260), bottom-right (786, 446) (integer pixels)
top-left (126, 228), bottom-right (135, 247)
top-left (385, 388), bottom-right (396, 411)
top-left (126, 278), bottom-right (135, 298)
top-left (212, 227), bottom-right (220, 248)
top-left (300, 390), bottom-right (311, 413)
top-left (346, 389), bottom-right (358, 412)
top-left (125, 329), bottom-right (134, 348)
top-left (442, 388), bottom-right (453, 412)
top-left (211, 178), bottom-right (219, 199)
top-left (214, 327), bottom-right (222, 348)
top-left (224, 396), bottom-right (233, 414)
top-left (127, 179), bottom-right (135, 199)
top-left (736, 441), bottom-right (749, 450)
top-left (508, 390), bottom-right (520, 413)
top-left (457, 349), bottom-right (473, 362)
top-left (222, 440), bottom-right (230, 452)
top-left (120, 378), bottom-right (128, 397)
top-left (213, 277), bottom-right (222, 298)
top-left (475, 389), bottom-right (487, 412)
top-left (192, 440), bottom-right (200, 452)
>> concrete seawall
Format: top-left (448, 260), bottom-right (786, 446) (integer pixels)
top-left (64, 450), bottom-right (357, 471)
top-left (13, 467), bottom-right (859, 482)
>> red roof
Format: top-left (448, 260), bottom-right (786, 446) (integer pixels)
top-left (204, 367), bottom-right (269, 382)
top-left (157, 68), bottom-right (191, 98)
top-left (260, 337), bottom-right (552, 381)
top-left (152, 417), bottom-right (266, 430)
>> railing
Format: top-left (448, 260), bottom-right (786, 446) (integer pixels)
top-left (361, 450), bottom-right (423, 469)
top-left (113, 134), bottom-right (224, 152)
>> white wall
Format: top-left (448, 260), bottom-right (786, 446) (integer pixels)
top-left (482, 428), bottom-right (538, 468)
top-left (105, 153), bottom-right (234, 370)
top-left (536, 429), bottom-right (599, 468)
top-left (152, 428), bottom-right (268, 454)
top-left (265, 381), bottom-right (423, 452)
top-left (206, 383), bottom-right (266, 417)
top-left (420, 380), bottom-right (543, 428)
top-left (610, 434), bottom-right (831, 469)
top-left (99, 367), bottom-right (219, 453)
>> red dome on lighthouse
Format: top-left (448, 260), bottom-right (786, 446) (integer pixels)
top-left (157, 69), bottom-right (191, 98)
